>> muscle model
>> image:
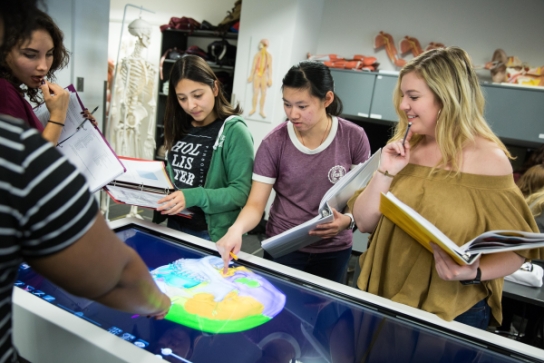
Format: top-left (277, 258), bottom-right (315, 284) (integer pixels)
top-left (248, 39), bottom-right (273, 119)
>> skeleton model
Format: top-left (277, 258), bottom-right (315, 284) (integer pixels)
top-left (108, 18), bottom-right (157, 160)
top-left (106, 18), bottom-right (157, 218)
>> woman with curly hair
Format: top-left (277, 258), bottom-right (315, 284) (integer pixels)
top-left (0, 9), bottom-right (72, 144)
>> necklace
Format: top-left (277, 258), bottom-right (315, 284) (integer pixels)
top-left (296, 117), bottom-right (331, 148)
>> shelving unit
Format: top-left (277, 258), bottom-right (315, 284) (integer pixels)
top-left (330, 69), bottom-right (544, 148)
top-left (155, 29), bottom-right (238, 158)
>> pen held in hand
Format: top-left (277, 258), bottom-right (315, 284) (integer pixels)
top-left (402, 122), bottom-right (412, 147)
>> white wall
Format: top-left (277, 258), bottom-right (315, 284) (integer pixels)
top-left (232, 0), bottom-right (325, 150)
top-left (45, 0), bottom-right (110, 130)
top-left (317, 0), bottom-right (544, 76)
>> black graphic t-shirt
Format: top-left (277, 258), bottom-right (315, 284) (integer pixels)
top-left (167, 119), bottom-right (224, 231)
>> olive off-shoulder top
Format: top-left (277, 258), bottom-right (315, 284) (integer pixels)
top-left (348, 164), bottom-right (543, 324)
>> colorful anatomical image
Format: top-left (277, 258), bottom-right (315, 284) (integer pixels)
top-left (151, 256), bottom-right (286, 333)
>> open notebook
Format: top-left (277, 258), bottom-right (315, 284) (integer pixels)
top-left (380, 191), bottom-right (544, 265)
top-left (34, 84), bottom-right (125, 193)
top-left (104, 157), bottom-right (192, 218)
top-left (261, 149), bottom-right (381, 258)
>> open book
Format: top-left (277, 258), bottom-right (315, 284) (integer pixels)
top-left (380, 191), bottom-right (544, 265)
top-left (104, 157), bottom-right (192, 218)
top-left (34, 84), bottom-right (125, 193)
top-left (261, 149), bottom-right (382, 258)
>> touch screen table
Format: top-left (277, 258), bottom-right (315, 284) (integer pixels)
top-left (13, 218), bottom-right (544, 363)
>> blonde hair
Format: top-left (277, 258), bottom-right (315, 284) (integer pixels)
top-left (517, 164), bottom-right (544, 197)
top-left (527, 189), bottom-right (544, 217)
top-left (391, 46), bottom-right (511, 173)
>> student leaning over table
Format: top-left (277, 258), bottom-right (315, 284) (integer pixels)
top-left (156, 55), bottom-right (253, 242)
top-left (348, 46), bottom-right (544, 330)
top-left (0, 2), bottom-right (170, 361)
top-left (216, 61), bottom-right (371, 283)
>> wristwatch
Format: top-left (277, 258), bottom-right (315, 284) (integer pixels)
top-left (345, 213), bottom-right (356, 230)
top-left (460, 267), bottom-right (481, 285)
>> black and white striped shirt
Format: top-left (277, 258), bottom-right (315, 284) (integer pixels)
top-left (0, 115), bottom-right (97, 362)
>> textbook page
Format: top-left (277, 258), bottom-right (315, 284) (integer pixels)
top-left (115, 158), bottom-right (174, 190)
top-left (320, 149), bottom-right (381, 212)
top-left (381, 192), bottom-right (478, 265)
top-left (56, 124), bottom-right (125, 193)
top-left (35, 85), bottom-right (125, 193)
top-left (382, 192), bottom-right (544, 264)
top-left (261, 212), bottom-right (334, 258)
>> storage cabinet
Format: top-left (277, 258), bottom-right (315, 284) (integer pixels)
top-left (155, 29), bottom-right (238, 158)
top-left (482, 84), bottom-right (544, 146)
top-left (331, 69), bottom-right (544, 147)
top-left (369, 74), bottom-right (398, 122)
top-left (330, 69), bottom-right (375, 118)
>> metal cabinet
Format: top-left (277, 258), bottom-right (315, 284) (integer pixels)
top-left (482, 84), bottom-right (544, 146)
top-left (369, 74), bottom-right (399, 122)
top-left (331, 68), bottom-right (544, 146)
top-left (330, 69), bottom-right (375, 118)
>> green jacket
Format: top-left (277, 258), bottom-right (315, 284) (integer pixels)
top-left (166, 115), bottom-right (254, 241)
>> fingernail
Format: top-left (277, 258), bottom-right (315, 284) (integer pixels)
top-left (40, 79), bottom-right (45, 85)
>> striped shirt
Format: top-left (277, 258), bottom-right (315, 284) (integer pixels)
top-left (0, 115), bottom-right (97, 362)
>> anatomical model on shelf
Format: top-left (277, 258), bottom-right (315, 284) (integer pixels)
top-left (108, 18), bottom-right (157, 160)
top-left (375, 31), bottom-right (406, 68)
top-left (484, 49), bottom-right (544, 87)
top-left (307, 53), bottom-right (379, 71)
top-left (375, 32), bottom-right (445, 68)
top-left (399, 36), bottom-right (445, 58)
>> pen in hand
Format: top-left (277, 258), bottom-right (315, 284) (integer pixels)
top-left (402, 122), bottom-right (412, 147)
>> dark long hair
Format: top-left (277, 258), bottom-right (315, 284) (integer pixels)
top-left (163, 55), bottom-right (242, 151)
top-left (0, 8), bottom-right (69, 104)
top-left (281, 61), bottom-right (343, 116)
top-left (0, 0), bottom-right (41, 51)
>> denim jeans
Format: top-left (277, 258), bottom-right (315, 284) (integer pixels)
top-left (454, 299), bottom-right (491, 330)
top-left (263, 247), bottom-right (352, 283)
top-left (167, 218), bottom-right (211, 241)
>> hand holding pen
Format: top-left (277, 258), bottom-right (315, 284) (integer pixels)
top-left (377, 122), bottom-right (412, 178)
top-left (57, 106), bottom-right (99, 146)
top-left (402, 122), bottom-right (412, 146)
top-left (81, 106), bottom-right (99, 127)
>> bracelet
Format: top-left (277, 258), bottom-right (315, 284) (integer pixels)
top-left (377, 169), bottom-right (395, 178)
top-left (48, 120), bottom-right (64, 127)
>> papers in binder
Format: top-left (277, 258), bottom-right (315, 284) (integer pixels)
top-left (380, 191), bottom-right (544, 265)
top-left (34, 84), bottom-right (125, 193)
top-left (262, 149), bottom-right (382, 258)
top-left (105, 157), bottom-right (192, 218)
